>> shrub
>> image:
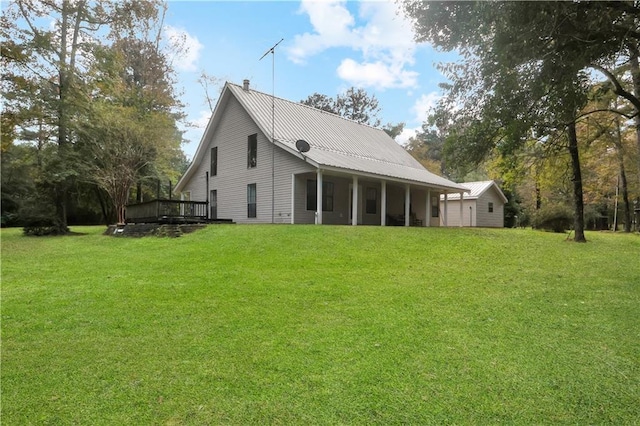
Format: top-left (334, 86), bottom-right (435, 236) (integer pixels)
top-left (22, 214), bottom-right (67, 236)
top-left (532, 204), bottom-right (573, 233)
top-left (20, 199), bottom-right (68, 236)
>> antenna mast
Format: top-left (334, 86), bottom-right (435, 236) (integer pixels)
top-left (260, 38), bottom-right (283, 224)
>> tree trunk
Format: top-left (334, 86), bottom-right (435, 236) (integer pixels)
top-left (54, 1), bottom-right (71, 234)
top-left (95, 187), bottom-right (110, 225)
top-left (619, 162), bottom-right (631, 233)
top-left (567, 121), bottom-right (586, 242)
top-left (136, 181), bottom-right (143, 203)
top-left (614, 115), bottom-right (632, 232)
top-left (629, 43), bottom-right (640, 189)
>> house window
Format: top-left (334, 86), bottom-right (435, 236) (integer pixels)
top-left (324, 182), bottom-right (334, 212)
top-left (247, 184), bottom-right (256, 218)
top-left (488, 202), bottom-right (494, 213)
top-left (210, 190), bottom-right (217, 220)
top-left (366, 187), bottom-right (377, 214)
top-left (210, 147), bottom-right (218, 176)
top-left (247, 134), bottom-right (257, 168)
top-left (431, 196), bottom-right (439, 217)
top-left (306, 179), bottom-right (333, 212)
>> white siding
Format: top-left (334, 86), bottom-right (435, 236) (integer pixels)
top-left (443, 199), bottom-right (475, 227)
top-left (475, 187), bottom-right (504, 228)
top-left (294, 174), bottom-right (363, 225)
top-left (180, 96), bottom-right (314, 223)
top-left (443, 187), bottom-right (504, 227)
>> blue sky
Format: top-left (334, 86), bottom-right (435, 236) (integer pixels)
top-left (163, 1), bottom-right (458, 159)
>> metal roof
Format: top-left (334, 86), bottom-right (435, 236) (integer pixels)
top-left (441, 181), bottom-right (507, 202)
top-left (228, 83), bottom-right (467, 191)
top-left (176, 82), bottom-right (468, 193)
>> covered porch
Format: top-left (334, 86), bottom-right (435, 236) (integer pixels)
top-left (290, 170), bottom-right (466, 227)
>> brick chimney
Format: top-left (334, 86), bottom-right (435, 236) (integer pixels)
top-left (243, 79), bottom-right (250, 91)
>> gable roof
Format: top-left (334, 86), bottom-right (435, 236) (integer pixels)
top-left (176, 82), bottom-right (468, 193)
top-left (441, 181), bottom-right (508, 203)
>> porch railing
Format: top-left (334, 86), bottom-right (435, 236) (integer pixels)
top-left (125, 199), bottom-right (208, 223)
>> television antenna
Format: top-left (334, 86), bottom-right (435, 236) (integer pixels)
top-left (260, 38), bottom-right (284, 224)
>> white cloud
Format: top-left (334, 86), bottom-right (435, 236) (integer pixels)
top-left (164, 25), bottom-right (203, 72)
top-left (192, 110), bottom-right (212, 130)
top-left (395, 126), bottom-right (420, 146)
top-left (337, 59), bottom-right (418, 89)
top-left (288, 0), bottom-right (418, 90)
top-left (411, 92), bottom-right (441, 122)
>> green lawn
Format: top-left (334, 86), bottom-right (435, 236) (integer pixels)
top-left (2, 225), bottom-right (639, 425)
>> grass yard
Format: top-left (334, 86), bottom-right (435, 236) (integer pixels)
top-left (1, 225), bottom-right (639, 425)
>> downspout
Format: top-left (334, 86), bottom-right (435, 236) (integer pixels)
top-left (206, 171), bottom-right (209, 219)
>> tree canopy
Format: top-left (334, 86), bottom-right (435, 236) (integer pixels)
top-left (301, 87), bottom-right (382, 127)
top-left (402, 0), bottom-right (640, 240)
top-left (1, 0), bottom-right (187, 231)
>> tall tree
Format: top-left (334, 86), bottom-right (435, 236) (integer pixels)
top-left (2, 0), bottom-right (187, 229)
top-left (6, 0), bottom-right (115, 232)
top-left (80, 104), bottom-right (152, 224)
top-left (405, 122), bottom-right (447, 176)
top-left (402, 1), bottom-right (640, 241)
top-left (301, 87), bottom-right (382, 127)
top-left (335, 87), bottom-right (382, 127)
top-left (300, 93), bottom-right (337, 114)
top-left (381, 122), bottom-right (404, 139)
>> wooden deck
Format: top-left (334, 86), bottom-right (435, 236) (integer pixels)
top-left (125, 199), bottom-right (210, 224)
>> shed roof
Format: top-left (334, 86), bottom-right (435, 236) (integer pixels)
top-left (176, 82), bottom-right (468, 193)
top-left (441, 181), bottom-right (508, 203)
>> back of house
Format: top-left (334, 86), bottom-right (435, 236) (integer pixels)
top-left (175, 81), bottom-right (469, 226)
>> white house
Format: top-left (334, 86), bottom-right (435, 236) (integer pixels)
top-left (440, 180), bottom-right (507, 227)
top-left (174, 80), bottom-right (469, 226)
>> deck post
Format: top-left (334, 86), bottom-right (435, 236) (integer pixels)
top-left (404, 184), bottom-right (410, 227)
top-left (205, 172), bottom-right (209, 219)
top-left (459, 192), bottom-right (464, 227)
top-left (381, 180), bottom-right (387, 226)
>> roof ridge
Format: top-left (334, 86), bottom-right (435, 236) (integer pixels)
top-left (228, 81), bottom-right (386, 132)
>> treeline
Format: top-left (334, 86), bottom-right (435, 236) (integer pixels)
top-left (401, 1), bottom-right (640, 239)
top-left (1, 0), bottom-right (188, 234)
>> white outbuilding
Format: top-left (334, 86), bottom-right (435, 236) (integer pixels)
top-left (440, 180), bottom-right (507, 228)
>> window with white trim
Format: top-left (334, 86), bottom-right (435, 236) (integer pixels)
top-left (247, 184), bottom-right (256, 218)
top-left (306, 180), bottom-right (333, 212)
top-left (247, 134), bottom-right (257, 168)
top-left (366, 187), bottom-right (377, 214)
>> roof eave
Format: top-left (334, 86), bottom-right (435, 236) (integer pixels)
top-left (316, 164), bottom-right (469, 192)
top-left (174, 83), bottom-right (234, 193)
top-left (477, 181), bottom-right (508, 203)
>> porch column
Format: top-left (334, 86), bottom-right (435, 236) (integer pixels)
top-left (404, 184), bottom-right (411, 227)
top-left (381, 180), bottom-right (387, 226)
top-left (352, 175), bottom-right (359, 226)
top-left (291, 174), bottom-right (295, 224)
top-left (426, 189), bottom-right (431, 227)
top-left (443, 192), bottom-right (448, 226)
top-left (459, 192), bottom-right (464, 227)
top-left (316, 170), bottom-right (323, 225)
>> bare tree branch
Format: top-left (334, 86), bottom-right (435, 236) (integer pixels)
top-left (590, 64), bottom-right (640, 112)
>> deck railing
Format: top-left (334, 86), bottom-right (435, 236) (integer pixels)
top-left (125, 199), bottom-right (208, 223)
